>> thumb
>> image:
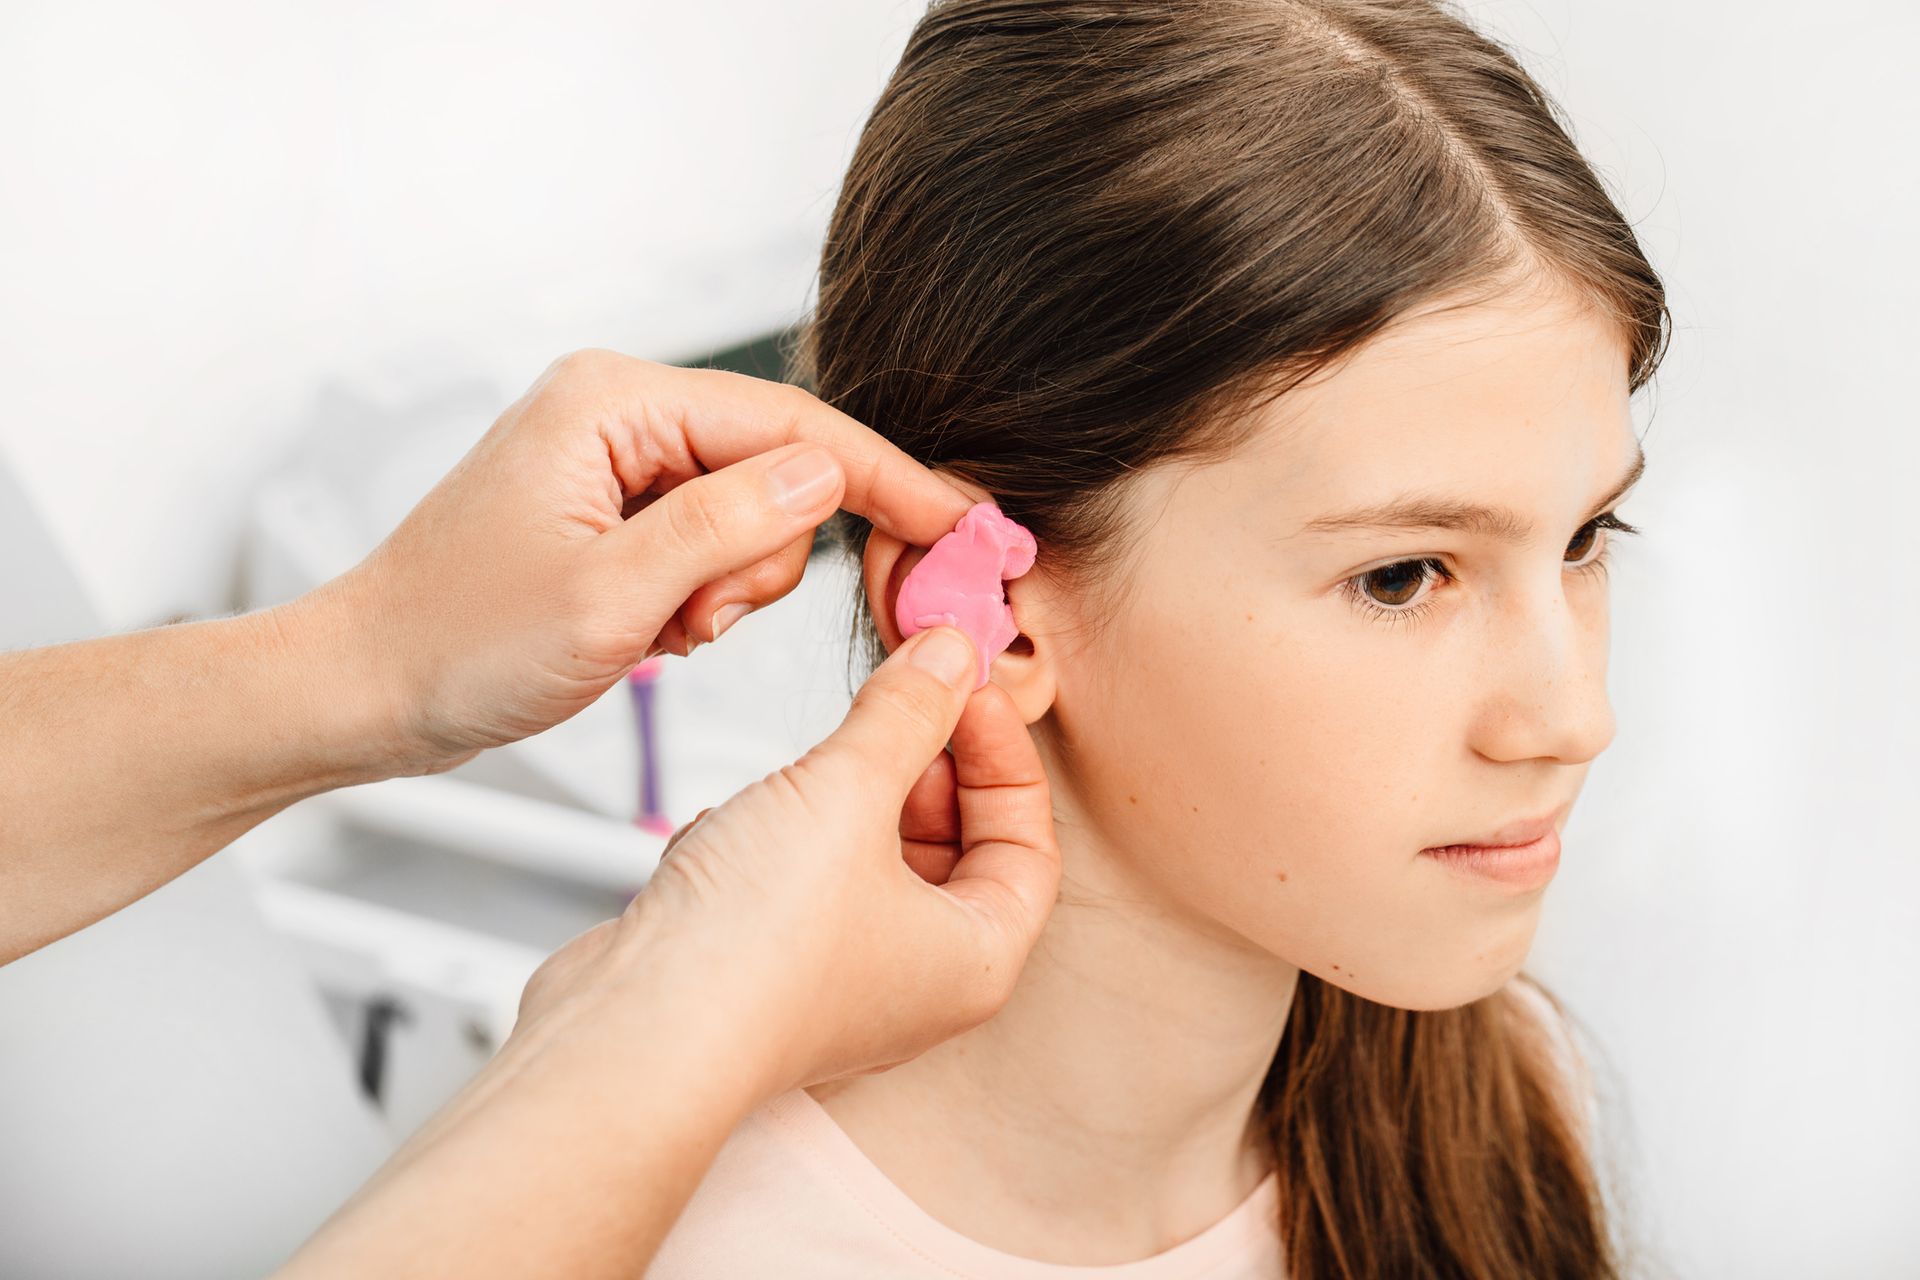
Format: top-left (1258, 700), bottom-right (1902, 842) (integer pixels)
top-left (593, 442), bottom-right (845, 619)
top-left (806, 626), bottom-right (979, 801)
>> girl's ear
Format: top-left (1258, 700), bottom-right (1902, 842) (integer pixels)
top-left (861, 521), bottom-right (1058, 727)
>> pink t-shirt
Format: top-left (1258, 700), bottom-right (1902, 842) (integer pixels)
top-left (643, 1087), bottom-right (1287, 1279)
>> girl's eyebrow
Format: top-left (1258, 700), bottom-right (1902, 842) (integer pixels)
top-left (1294, 443), bottom-right (1646, 544)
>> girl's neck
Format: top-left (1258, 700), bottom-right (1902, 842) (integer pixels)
top-left (806, 842), bottom-right (1300, 1264)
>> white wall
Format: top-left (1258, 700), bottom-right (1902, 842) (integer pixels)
top-left (0, 0), bottom-right (921, 628)
top-left (2, 1), bottom-right (1914, 1275)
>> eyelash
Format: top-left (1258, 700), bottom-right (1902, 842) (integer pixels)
top-left (1339, 512), bottom-right (1643, 631)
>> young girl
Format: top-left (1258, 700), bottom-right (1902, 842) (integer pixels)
top-left (647, 1), bottom-right (1665, 1275)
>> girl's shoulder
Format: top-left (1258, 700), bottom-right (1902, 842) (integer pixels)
top-left (641, 1090), bottom-right (879, 1279)
top-left (645, 1087), bottom-right (992, 1278)
top-left (645, 1087), bottom-right (1287, 1279)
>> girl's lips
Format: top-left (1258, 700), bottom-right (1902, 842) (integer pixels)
top-left (1430, 808), bottom-right (1563, 851)
top-left (1419, 828), bottom-right (1562, 890)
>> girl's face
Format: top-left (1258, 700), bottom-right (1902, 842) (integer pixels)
top-left (1009, 282), bottom-right (1642, 1010)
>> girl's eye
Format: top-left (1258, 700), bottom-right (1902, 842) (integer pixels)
top-left (1339, 511), bottom-right (1643, 630)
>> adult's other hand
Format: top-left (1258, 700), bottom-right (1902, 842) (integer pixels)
top-left (306, 350), bottom-right (971, 775)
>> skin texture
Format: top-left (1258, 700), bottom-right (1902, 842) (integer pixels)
top-left (827, 279), bottom-right (1642, 1263)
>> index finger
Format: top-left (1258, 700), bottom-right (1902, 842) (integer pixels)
top-left (598, 354), bottom-right (973, 549)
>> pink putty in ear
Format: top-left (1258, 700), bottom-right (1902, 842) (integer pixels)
top-left (894, 501), bottom-right (1038, 690)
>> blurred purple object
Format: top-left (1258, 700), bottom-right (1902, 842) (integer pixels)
top-left (626, 656), bottom-right (675, 836)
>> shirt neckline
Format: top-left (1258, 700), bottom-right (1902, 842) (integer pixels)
top-left (761, 1086), bottom-right (1282, 1278)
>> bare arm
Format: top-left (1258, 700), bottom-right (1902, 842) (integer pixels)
top-left (0, 583), bottom-right (396, 964)
top-left (0, 351), bottom-right (971, 966)
top-left (0, 353), bottom-right (1059, 1276)
top-left (274, 933), bottom-right (765, 1279)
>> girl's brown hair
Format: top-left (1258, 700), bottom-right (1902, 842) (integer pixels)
top-left (791, 2), bottom-right (1666, 1274)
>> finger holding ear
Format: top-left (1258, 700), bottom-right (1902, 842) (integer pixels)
top-left (802, 626), bottom-right (980, 804)
top-left (592, 441), bottom-right (845, 642)
top-left (594, 361), bottom-right (972, 550)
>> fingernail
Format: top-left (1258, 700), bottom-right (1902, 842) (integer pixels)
top-left (710, 601), bottom-right (753, 640)
top-left (908, 627), bottom-right (975, 686)
top-left (770, 448), bottom-right (840, 515)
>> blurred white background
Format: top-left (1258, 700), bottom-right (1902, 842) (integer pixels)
top-left (0, 1), bottom-right (1914, 1276)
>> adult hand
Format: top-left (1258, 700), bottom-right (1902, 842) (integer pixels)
top-left (514, 623), bottom-right (1063, 1105)
top-left (0, 350), bottom-right (969, 965)
top-left (309, 349), bottom-right (972, 776)
top-left (278, 626), bottom-right (1059, 1278)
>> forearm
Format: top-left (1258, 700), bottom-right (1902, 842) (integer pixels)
top-left (277, 949), bottom-right (770, 1278)
top-left (0, 579), bottom-right (408, 963)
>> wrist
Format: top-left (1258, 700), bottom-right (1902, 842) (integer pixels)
top-left (261, 574), bottom-right (446, 787)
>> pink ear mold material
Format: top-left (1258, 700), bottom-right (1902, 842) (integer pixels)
top-left (894, 501), bottom-right (1038, 690)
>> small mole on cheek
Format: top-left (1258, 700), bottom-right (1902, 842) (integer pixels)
top-left (1331, 964), bottom-right (1340, 971)
top-left (1275, 870), bottom-right (1288, 882)
top-left (1129, 794), bottom-right (1139, 805)
top-left (1245, 613), bottom-right (1253, 621)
